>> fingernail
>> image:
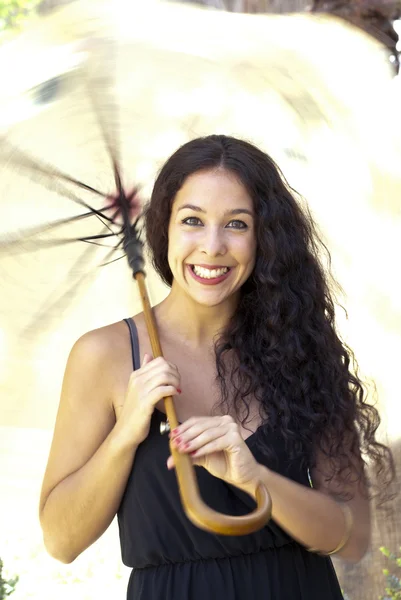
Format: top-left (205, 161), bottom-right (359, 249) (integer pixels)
top-left (172, 428), bottom-right (179, 435)
top-left (177, 388), bottom-right (182, 394)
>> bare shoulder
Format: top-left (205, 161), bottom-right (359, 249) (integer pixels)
top-left (70, 316), bottom-right (148, 398)
top-left (39, 319), bottom-right (135, 512)
top-left (70, 320), bottom-right (129, 361)
top-left (69, 319), bottom-right (133, 375)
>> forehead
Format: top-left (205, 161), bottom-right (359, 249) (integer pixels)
top-left (172, 168), bottom-right (253, 212)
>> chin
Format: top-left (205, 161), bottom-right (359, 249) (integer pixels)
top-left (189, 291), bottom-right (239, 309)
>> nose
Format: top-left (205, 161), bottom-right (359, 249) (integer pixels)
top-left (199, 226), bottom-right (227, 257)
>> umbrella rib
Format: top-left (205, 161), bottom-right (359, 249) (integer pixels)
top-left (97, 237), bottom-right (125, 267)
top-left (1, 141), bottom-right (121, 230)
top-left (0, 205), bottom-right (125, 255)
top-left (0, 229), bottom-right (119, 254)
top-left (0, 211), bottom-right (116, 247)
top-left (1, 139), bottom-right (108, 198)
top-left (100, 253), bottom-right (126, 267)
top-left (79, 235), bottom-right (121, 248)
top-left (84, 41), bottom-right (130, 221)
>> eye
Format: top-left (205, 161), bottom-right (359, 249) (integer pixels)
top-left (181, 217), bottom-right (202, 226)
top-left (226, 220), bottom-right (248, 229)
top-left (180, 217), bottom-right (248, 229)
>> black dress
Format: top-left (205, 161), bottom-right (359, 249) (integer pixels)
top-left (117, 318), bottom-right (344, 600)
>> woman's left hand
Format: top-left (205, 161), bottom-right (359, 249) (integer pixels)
top-left (167, 415), bottom-right (261, 493)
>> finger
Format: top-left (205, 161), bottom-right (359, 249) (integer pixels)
top-left (141, 356), bottom-right (179, 374)
top-left (128, 366), bottom-right (181, 396)
top-left (172, 416), bottom-right (235, 443)
top-left (138, 356), bottom-right (166, 374)
top-left (180, 423), bottom-right (243, 454)
top-left (187, 434), bottom-right (242, 458)
top-left (172, 415), bottom-right (227, 437)
top-left (127, 354), bottom-right (155, 383)
top-left (149, 385), bottom-right (181, 405)
top-left (142, 352), bottom-right (153, 366)
top-left (145, 371), bottom-right (181, 395)
top-left (141, 362), bottom-right (181, 388)
top-left (171, 426), bottom-right (227, 452)
top-left (167, 454), bottom-right (200, 471)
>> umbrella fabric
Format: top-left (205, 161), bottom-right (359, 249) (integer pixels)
top-left (0, 0), bottom-right (399, 429)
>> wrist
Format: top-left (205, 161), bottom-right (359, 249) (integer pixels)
top-left (249, 464), bottom-right (273, 497)
top-left (239, 463), bottom-right (271, 497)
top-left (256, 464), bottom-right (272, 483)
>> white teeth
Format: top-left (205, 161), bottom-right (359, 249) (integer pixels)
top-left (192, 265), bottom-right (229, 279)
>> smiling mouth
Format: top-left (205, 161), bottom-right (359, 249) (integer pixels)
top-left (191, 265), bottom-right (230, 278)
top-left (187, 264), bottom-right (232, 284)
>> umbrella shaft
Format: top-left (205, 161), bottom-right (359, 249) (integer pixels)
top-left (133, 271), bottom-right (179, 430)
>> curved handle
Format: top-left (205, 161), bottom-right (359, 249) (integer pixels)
top-left (135, 272), bottom-right (272, 535)
top-left (165, 395), bottom-right (272, 535)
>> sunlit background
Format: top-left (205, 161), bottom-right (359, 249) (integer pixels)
top-left (0, 1), bottom-right (400, 599)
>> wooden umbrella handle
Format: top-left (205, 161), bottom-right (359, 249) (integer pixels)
top-left (135, 272), bottom-right (272, 535)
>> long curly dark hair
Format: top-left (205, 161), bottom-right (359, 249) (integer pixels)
top-left (144, 134), bottom-right (395, 501)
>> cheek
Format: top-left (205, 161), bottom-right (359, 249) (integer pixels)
top-left (167, 229), bottom-right (195, 267)
top-left (236, 237), bottom-right (256, 263)
top-left (170, 228), bottom-right (199, 250)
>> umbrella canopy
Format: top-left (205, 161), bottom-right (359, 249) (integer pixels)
top-left (0, 0), bottom-right (399, 431)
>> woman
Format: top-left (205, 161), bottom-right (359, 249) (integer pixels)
top-left (39, 135), bottom-right (394, 599)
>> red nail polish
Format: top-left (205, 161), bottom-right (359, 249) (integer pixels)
top-left (175, 436), bottom-right (182, 444)
top-left (172, 428), bottom-right (179, 435)
top-left (177, 388), bottom-right (182, 394)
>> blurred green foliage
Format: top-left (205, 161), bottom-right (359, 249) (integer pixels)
top-left (0, 0), bottom-right (41, 32)
top-left (0, 558), bottom-right (18, 599)
top-left (380, 547), bottom-right (401, 600)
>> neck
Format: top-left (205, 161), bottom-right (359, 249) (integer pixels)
top-left (154, 283), bottom-right (238, 349)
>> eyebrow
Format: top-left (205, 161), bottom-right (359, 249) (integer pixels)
top-left (177, 203), bottom-right (254, 217)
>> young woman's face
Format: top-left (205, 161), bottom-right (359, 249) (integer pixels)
top-left (167, 168), bottom-right (256, 308)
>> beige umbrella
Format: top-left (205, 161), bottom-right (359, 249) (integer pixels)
top-left (0, 0), bottom-right (399, 423)
top-left (0, 0), bottom-right (400, 596)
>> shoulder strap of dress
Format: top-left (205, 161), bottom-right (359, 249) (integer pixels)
top-left (123, 318), bottom-right (141, 371)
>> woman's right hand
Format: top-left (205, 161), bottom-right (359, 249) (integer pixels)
top-left (114, 353), bottom-right (181, 447)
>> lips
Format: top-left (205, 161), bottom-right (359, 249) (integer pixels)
top-left (187, 264), bottom-right (232, 285)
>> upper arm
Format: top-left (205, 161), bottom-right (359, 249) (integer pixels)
top-left (39, 329), bottom-right (117, 515)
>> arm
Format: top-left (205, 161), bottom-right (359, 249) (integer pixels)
top-left (257, 449), bottom-right (371, 562)
top-left (168, 415), bottom-right (370, 563)
top-left (39, 327), bottom-right (181, 564)
top-left (39, 330), bottom-right (137, 564)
